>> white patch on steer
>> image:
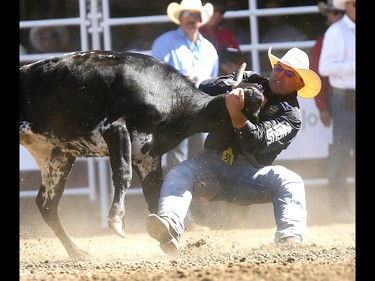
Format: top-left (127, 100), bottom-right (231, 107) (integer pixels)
top-left (131, 130), bottom-right (159, 179)
top-left (19, 126), bottom-right (69, 205)
top-left (20, 120), bottom-right (109, 206)
top-left (19, 121), bottom-right (32, 134)
top-left (98, 118), bottom-right (111, 133)
top-left (20, 120), bottom-right (160, 199)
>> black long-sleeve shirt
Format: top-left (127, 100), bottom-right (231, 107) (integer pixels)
top-left (199, 71), bottom-right (301, 166)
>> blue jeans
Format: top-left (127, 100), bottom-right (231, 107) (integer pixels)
top-left (157, 149), bottom-right (307, 242)
top-left (163, 133), bottom-right (208, 172)
top-left (328, 90), bottom-right (355, 212)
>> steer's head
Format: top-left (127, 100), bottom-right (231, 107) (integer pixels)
top-left (242, 85), bottom-right (264, 124)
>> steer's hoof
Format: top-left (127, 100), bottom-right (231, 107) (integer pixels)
top-left (108, 218), bottom-right (126, 238)
top-left (68, 249), bottom-right (92, 261)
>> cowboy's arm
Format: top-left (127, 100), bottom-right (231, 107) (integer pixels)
top-left (226, 89), bottom-right (300, 154)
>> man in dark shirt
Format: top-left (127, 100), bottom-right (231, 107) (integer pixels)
top-left (146, 47), bottom-right (322, 254)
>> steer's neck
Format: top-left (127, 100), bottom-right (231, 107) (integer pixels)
top-left (187, 94), bottom-right (232, 135)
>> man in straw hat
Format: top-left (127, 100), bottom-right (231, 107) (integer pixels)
top-left (146, 47), bottom-right (322, 254)
top-left (152, 0), bottom-right (218, 88)
top-left (152, 0), bottom-right (219, 231)
top-left (319, 0), bottom-right (355, 222)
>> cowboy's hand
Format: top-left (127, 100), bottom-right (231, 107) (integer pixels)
top-left (226, 88), bottom-right (244, 111)
top-left (225, 88), bottom-right (247, 128)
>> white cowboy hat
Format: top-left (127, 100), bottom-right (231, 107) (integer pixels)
top-left (333, 0), bottom-right (355, 10)
top-left (167, 0), bottom-right (214, 26)
top-left (268, 47), bottom-right (322, 99)
top-left (318, 0), bottom-right (345, 16)
top-left (29, 26), bottom-right (69, 52)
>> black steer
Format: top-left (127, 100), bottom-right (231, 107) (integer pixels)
top-left (19, 50), bottom-right (263, 259)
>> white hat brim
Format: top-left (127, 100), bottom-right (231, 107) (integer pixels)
top-left (333, 0), bottom-right (355, 10)
top-left (167, 2), bottom-right (213, 26)
top-left (268, 48), bottom-right (322, 99)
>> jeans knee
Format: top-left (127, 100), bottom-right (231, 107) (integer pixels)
top-left (275, 166), bottom-right (305, 195)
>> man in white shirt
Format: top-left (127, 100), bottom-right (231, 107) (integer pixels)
top-left (318, 0), bottom-right (355, 222)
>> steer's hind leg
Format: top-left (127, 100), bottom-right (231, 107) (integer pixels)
top-left (35, 149), bottom-right (90, 260)
top-left (134, 158), bottom-right (164, 214)
top-left (102, 118), bottom-right (132, 238)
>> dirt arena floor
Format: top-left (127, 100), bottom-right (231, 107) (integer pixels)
top-left (20, 223), bottom-right (355, 281)
top-left (20, 182), bottom-right (357, 281)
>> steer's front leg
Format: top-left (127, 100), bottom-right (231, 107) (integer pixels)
top-left (101, 117), bottom-right (132, 238)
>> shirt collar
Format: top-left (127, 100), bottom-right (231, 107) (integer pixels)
top-left (177, 27), bottom-right (202, 47)
top-left (342, 14), bottom-right (355, 30)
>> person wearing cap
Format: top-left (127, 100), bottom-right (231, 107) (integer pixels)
top-left (199, 1), bottom-right (244, 76)
top-left (29, 26), bottom-right (69, 53)
top-left (146, 47), bottom-right (322, 254)
top-left (318, 0), bottom-right (355, 222)
top-left (311, 0), bottom-right (345, 127)
top-left (152, 0), bottom-right (219, 231)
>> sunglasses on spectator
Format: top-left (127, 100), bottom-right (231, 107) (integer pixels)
top-left (273, 64), bottom-right (298, 78)
top-left (181, 11), bottom-right (201, 19)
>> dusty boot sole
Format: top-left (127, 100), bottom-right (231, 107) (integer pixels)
top-left (146, 214), bottom-right (180, 254)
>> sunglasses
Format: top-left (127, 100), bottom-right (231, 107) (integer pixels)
top-left (273, 64), bottom-right (297, 78)
top-left (181, 11), bottom-right (201, 19)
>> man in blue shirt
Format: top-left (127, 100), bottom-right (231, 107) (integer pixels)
top-left (152, 0), bottom-right (219, 231)
top-left (152, 0), bottom-right (219, 172)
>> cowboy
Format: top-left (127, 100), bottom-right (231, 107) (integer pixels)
top-left (146, 47), bottom-right (322, 254)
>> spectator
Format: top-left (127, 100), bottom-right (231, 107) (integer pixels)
top-left (151, 0), bottom-right (219, 231)
top-left (146, 46), bottom-right (322, 254)
top-left (29, 26), bottom-right (69, 53)
top-left (260, 0), bottom-right (308, 75)
top-left (311, 0), bottom-right (345, 127)
top-left (200, 1), bottom-right (245, 75)
top-left (318, 0), bottom-right (355, 222)
top-left (151, 0), bottom-right (218, 169)
top-left (260, 0), bottom-right (307, 44)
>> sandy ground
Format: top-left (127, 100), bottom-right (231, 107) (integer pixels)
top-left (20, 207), bottom-right (356, 281)
top-left (20, 171), bottom-right (357, 281)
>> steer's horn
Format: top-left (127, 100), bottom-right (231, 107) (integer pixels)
top-left (234, 62), bottom-right (247, 82)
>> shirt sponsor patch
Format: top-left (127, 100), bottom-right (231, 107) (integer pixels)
top-left (265, 120), bottom-right (292, 145)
